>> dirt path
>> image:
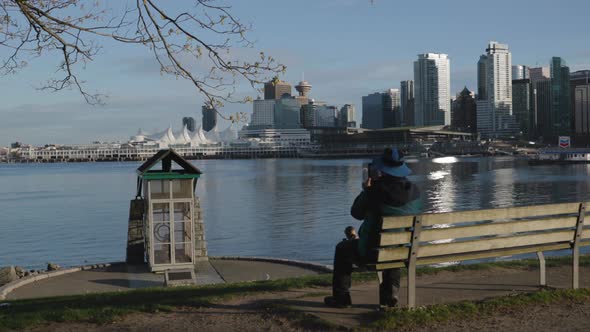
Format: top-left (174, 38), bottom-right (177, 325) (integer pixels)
top-left (24, 266), bottom-right (590, 331)
top-left (407, 301), bottom-right (590, 332)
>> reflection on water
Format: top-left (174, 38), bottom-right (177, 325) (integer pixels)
top-left (432, 156), bottom-right (459, 164)
top-left (2, 156), bottom-right (590, 269)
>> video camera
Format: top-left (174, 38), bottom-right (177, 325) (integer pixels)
top-left (362, 162), bottom-right (378, 183)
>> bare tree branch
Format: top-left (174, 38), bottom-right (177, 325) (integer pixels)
top-left (0, 0), bottom-right (286, 120)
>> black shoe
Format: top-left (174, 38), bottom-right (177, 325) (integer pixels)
top-left (379, 296), bottom-right (398, 309)
top-left (324, 296), bottom-right (351, 308)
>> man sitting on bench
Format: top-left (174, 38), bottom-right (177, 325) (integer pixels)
top-left (324, 147), bottom-right (422, 310)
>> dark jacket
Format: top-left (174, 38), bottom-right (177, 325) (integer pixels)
top-left (351, 175), bottom-right (422, 259)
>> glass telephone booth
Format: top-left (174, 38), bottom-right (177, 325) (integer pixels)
top-left (136, 149), bottom-right (202, 272)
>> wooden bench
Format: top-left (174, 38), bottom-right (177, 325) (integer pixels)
top-left (371, 202), bottom-right (589, 308)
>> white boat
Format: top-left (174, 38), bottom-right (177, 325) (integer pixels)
top-left (528, 149), bottom-right (590, 164)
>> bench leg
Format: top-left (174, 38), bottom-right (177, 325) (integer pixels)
top-left (573, 246), bottom-right (579, 289)
top-left (407, 262), bottom-right (416, 308)
top-left (377, 271), bottom-right (383, 284)
top-left (536, 251), bottom-right (546, 287)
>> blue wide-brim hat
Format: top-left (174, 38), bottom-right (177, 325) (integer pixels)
top-left (372, 147), bottom-right (412, 178)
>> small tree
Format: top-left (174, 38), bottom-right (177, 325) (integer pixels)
top-left (0, 0), bottom-right (285, 121)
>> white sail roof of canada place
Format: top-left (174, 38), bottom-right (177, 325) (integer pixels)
top-left (132, 124), bottom-right (239, 146)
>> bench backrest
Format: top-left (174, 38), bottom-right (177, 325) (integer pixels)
top-left (375, 202), bottom-right (589, 270)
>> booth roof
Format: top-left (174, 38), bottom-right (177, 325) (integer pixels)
top-left (136, 149), bottom-right (202, 175)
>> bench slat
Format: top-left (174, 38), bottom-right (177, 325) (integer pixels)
top-left (419, 216), bottom-right (578, 242)
top-left (377, 246), bottom-right (409, 262)
top-left (374, 243), bottom-right (572, 270)
top-left (416, 243), bottom-right (573, 266)
top-left (417, 230), bottom-right (575, 258)
top-left (379, 232), bottom-right (412, 246)
top-left (420, 202), bottom-right (582, 227)
top-left (382, 215), bottom-right (414, 230)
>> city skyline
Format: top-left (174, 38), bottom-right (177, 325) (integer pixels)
top-left (1, 0), bottom-right (590, 145)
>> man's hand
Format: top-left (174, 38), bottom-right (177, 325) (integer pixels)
top-left (362, 177), bottom-right (372, 190)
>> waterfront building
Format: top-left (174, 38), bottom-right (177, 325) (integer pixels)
top-left (550, 57), bottom-right (571, 136)
top-left (384, 89), bottom-right (401, 127)
top-left (361, 89), bottom-right (400, 129)
top-left (451, 87), bottom-right (477, 133)
top-left (339, 104), bottom-right (356, 127)
top-left (574, 85), bottom-right (590, 135)
top-left (400, 80), bottom-right (415, 126)
top-left (476, 41), bottom-right (517, 138)
top-left (274, 95), bottom-right (302, 129)
top-left (318, 105), bottom-right (339, 127)
top-left (182, 117), bottom-right (196, 132)
top-left (476, 100), bottom-right (491, 137)
top-left (362, 92), bottom-right (384, 129)
top-left (294, 80), bottom-right (312, 106)
top-left (570, 70), bottom-right (590, 135)
top-left (250, 98), bottom-right (275, 128)
top-left (512, 65), bottom-right (529, 80)
top-left (202, 105), bottom-right (217, 132)
top-left (512, 79), bottom-right (534, 138)
top-left (264, 78), bottom-right (292, 100)
top-left (529, 67), bottom-right (550, 83)
top-left (414, 53), bottom-right (451, 126)
top-left (534, 79), bottom-right (552, 140)
top-left (238, 128), bottom-right (311, 146)
top-left (301, 100), bottom-right (338, 128)
top-left (477, 55), bottom-right (488, 100)
top-left (570, 70), bottom-right (590, 84)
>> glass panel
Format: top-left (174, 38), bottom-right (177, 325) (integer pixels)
top-left (172, 179), bottom-right (192, 199)
top-left (152, 203), bottom-right (170, 222)
top-left (174, 242), bottom-right (192, 263)
top-left (153, 222), bottom-right (170, 243)
top-left (154, 243), bottom-right (171, 264)
top-left (150, 180), bottom-right (170, 200)
top-left (173, 202), bottom-right (191, 222)
top-left (174, 222), bottom-right (192, 243)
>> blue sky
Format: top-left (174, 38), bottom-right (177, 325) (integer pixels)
top-left (1, 0), bottom-right (589, 146)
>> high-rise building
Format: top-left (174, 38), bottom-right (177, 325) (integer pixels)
top-left (301, 100), bottom-right (336, 128)
top-left (512, 65), bottom-right (529, 80)
top-left (570, 70), bottom-right (590, 84)
top-left (529, 67), bottom-right (550, 83)
top-left (339, 104), bottom-right (356, 127)
top-left (400, 80), bottom-right (415, 126)
top-left (451, 87), bottom-right (477, 133)
top-left (182, 117), bottom-right (196, 132)
top-left (362, 93), bottom-right (384, 129)
top-left (529, 67), bottom-right (551, 138)
top-left (383, 89), bottom-right (401, 128)
top-left (477, 55), bottom-right (488, 100)
top-left (294, 80), bottom-right (312, 106)
top-left (550, 57), bottom-right (571, 136)
top-left (361, 89), bottom-right (400, 129)
top-left (201, 104), bottom-right (217, 132)
top-left (574, 85), bottom-right (590, 135)
top-left (476, 41), bottom-right (517, 138)
top-left (264, 79), bottom-right (292, 100)
top-left (274, 95), bottom-right (301, 129)
top-left (534, 79), bottom-right (552, 139)
top-left (570, 70), bottom-right (590, 135)
top-left (250, 98), bottom-right (275, 128)
top-left (512, 79), bottom-right (534, 138)
top-left (414, 53), bottom-right (451, 126)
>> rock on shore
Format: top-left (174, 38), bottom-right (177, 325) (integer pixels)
top-left (47, 263), bottom-right (61, 271)
top-left (0, 266), bottom-right (17, 286)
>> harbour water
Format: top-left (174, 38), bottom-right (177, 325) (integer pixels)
top-left (1, 156), bottom-right (590, 270)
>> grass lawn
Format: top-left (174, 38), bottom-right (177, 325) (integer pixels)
top-left (1, 255), bottom-right (589, 331)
